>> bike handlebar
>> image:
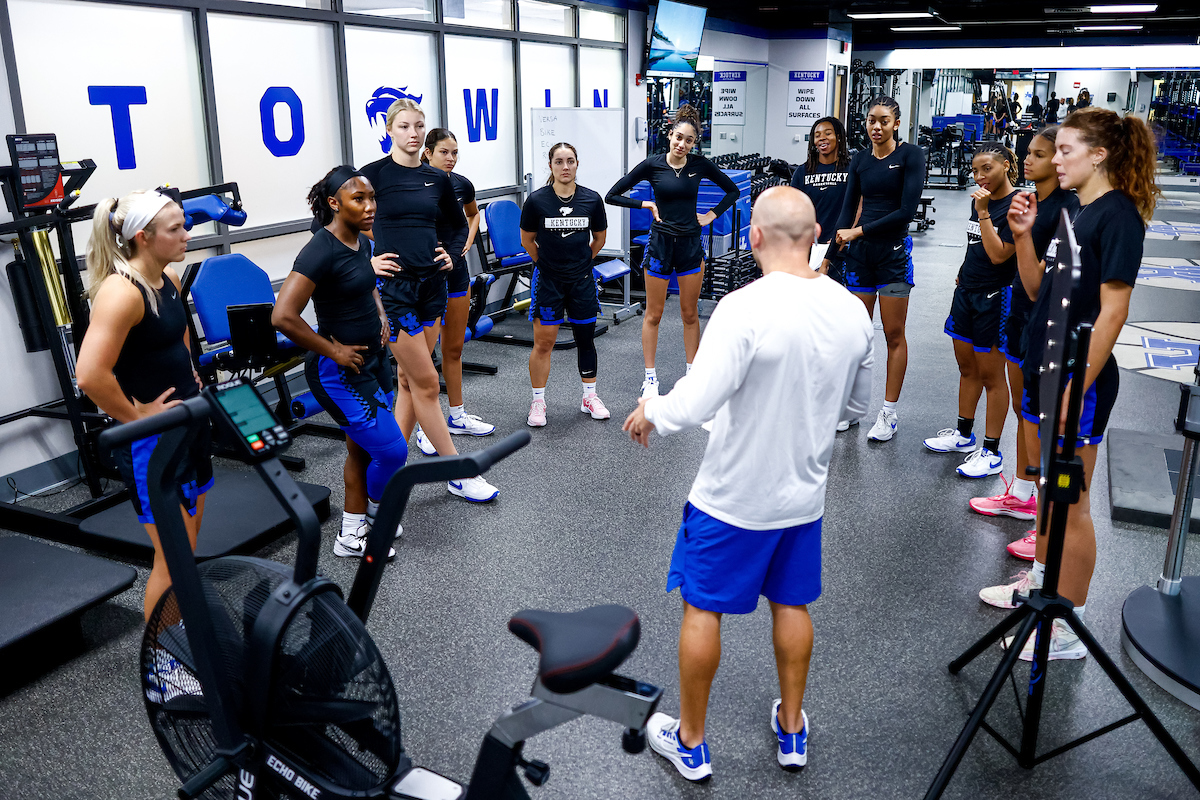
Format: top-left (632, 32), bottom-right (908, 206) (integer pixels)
top-left (97, 395), bottom-right (212, 453)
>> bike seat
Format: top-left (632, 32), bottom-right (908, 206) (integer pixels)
top-left (508, 605), bottom-right (640, 694)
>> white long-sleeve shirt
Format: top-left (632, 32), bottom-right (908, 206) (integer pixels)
top-left (643, 271), bottom-right (874, 530)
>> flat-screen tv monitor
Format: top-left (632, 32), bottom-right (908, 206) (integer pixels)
top-left (646, 0), bottom-right (707, 78)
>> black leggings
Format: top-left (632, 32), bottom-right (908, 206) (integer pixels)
top-left (572, 322), bottom-right (597, 380)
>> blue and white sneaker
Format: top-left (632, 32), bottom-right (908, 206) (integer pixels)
top-left (145, 648), bottom-right (202, 705)
top-left (868, 408), bottom-right (899, 442)
top-left (646, 712), bottom-right (712, 782)
top-left (771, 700), bottom-right (809, 771)
top-left (447, 413), bottom-right (496, 436)
top-left (413, 425), bottom-right (437, 456)
top-left (957, 447), bottom-right (1004, 478)
top-left (447, 475), bottom-right (499, 503)
top-left (923, 428), bottom-right (976, 453)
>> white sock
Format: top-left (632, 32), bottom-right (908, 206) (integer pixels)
top-left (882, 400), bottom-right (897, 413)
top-left (1030, 560), bottom-right (1045, 587)
top-left (366, 499), bottom-right (379, 524)
top-left (686, 362), bottom-right (693, 375)
top-left (1073, 604), bottom-right (1085, 625)
top-left (1010, 478), bottom-right (1036, 502)
top-left (532, 387), bottom-right (545, 402)
top-left (644, 367), bottom-right (657, 384)
top-left (342, 511), bottom-right (366, 537)
top-left (448, 404), bottom-right (465, 422)
top-left (582, 381), bottom-right (597, 398)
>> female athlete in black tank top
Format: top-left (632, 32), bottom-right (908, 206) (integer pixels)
top-left (76, 190), bottom-right (209, 623)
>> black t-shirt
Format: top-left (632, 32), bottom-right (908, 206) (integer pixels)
top-left (827, 143), bottom-right (925, 260)
top-left (1012, 187), bottom-right (1078, 316)
top-left (1023, 190), bottom-right (1143, 381)
top-left (959, 190), bottom-right (1018, 290)
top-left (358, 157), bottom-right (467, 280)
top-left (520, 184), bottom-right (607, 280)
top-left (437, 171), bottom-right (476, 252)
top-left (790, 161), bottom-right (849, 245)
top-left (605, 154), bottom-right (740, 237)
top-left (292, 228), bottom-right (382, 350)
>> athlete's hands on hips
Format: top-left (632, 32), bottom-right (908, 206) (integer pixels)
top-left (133, 388), bottom-right (181, 420)
top-left (1007, 191), bottom-right (1038, 239)
top-left (434, 246), bottom-right (453, 272)
top-left (623, 399), bottom-right (656, 448)
top-left (835, 227), bottom-right (863, 245)
top-left (642, 200), bottom-right (661, 223)
top-left (972, 187), bottom-right (991, 216)
top-left (330, 336), bottom-right (368, 374)
top-left (697, 210), bottom-right (717, 228)
top-left (372, 252), bottom-right (402, 278)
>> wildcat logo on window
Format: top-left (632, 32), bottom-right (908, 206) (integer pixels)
top-left (367, 86), bottom-right (425, 154)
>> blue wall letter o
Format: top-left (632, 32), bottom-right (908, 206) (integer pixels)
top-left (260, 87), bottom-right (305, 157)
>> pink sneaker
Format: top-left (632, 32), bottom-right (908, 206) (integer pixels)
top-left (527, 399), bottom-right (547, 427)
top-left (1007, 530), bottom-right (1038, 561)
top-left (581, 394), bottom-right (610, 420)
top-left (968, 477), bottom-right (1037, 521)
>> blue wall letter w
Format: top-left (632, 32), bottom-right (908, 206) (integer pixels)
top-left (463, 88), bottom-right (499, 143)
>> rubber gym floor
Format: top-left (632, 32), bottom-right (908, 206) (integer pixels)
top-left (1, 188), bottom-right (1199, 800)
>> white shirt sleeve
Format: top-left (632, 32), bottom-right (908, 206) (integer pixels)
top-left (843, 328), bottom-right (874, 422)
top-left (642, 299), bottom-right (754, 436)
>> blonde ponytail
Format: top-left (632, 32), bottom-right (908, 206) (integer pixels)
top-left (85, 192), bottom-right (162, 314)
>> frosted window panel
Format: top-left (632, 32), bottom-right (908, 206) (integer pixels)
top-left (579, 9), bottom-right (624, 42)
top-left (208, 15), bottom-right (342, 227)
top-left (579, 47), bottom-right (624, 109)
top-left (444, 36), bottom-right (517, 191)
top-left (243, 0), bottom-right (329, 7)
top-left (233, 232), bottom-right (313, 285)
top-left (8, 0), bottom-right (208, 206)
top-left (443, 0), bottom-right (513, 29)
top-left (519, 0), bottom-right (574, 36)
top-left (343, 0), bottom-right (433, 18)
top-left (345, 27), bottom-right (440, 168)
top-left (520, 43), bottom-right (575, 177)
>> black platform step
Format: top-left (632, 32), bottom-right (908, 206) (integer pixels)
top-left (78, 466), bottom-right (331, 560)
top-left (0, 536), bottom-right (136, 651)
top-left (1122, 577), bottom-right (1200, 709)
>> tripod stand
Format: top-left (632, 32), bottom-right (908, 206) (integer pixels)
top-left (924, 213), bottom-right (1200, 798)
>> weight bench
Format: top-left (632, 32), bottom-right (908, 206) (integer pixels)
top-left (594, 258), bottom-right (641, 324)
top-left (913, 196), bottom-right (936, 231)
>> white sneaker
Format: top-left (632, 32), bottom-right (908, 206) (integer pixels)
top-left (527, 399), bottom-right (547, 427)
top-left (1002, 618), bottom-right (1088, 662)
top-left (581, 394), bottom-right (610, 420)
top-left (363, 517), bottom-right (403, 541)
top-left (640, 379), bottom-right (659, 400)
top-left (646, 712), bottom-right (712, 782)
top-left (923, 428), bottom-right (976, 453)
top-left (836, 418), bottom-right (859, 433)
top-left (957, 447), bottom-right (1004, 478)
top-left (979, 570), bottom-right (1041, 609)
top-left (771, 700), bottom-right (809, 771)
top-left (413, 425), bottom-right (437, 456)
top-left (867, 408), bottom-right (898, 441)
top-left (447, 412), bottom-right (496, 436)
top-left (145, 647), bottom-right (202, 705)
top-left (333, 531), bottom-right (395, 559)
top-left (448, 475), bottom-right (499, 503)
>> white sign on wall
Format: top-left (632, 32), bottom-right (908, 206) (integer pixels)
top-left (712, 70), bottom-right (746, 125)
top-left (787, 70), bottom-right (827, 128)
top-left (444, 35), bottom-right (517, 192)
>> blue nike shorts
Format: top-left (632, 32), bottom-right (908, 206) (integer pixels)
top-left (667, 503), bottom-right (822, 614)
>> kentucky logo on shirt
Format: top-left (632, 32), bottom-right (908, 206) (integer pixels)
top-left (544, 217), bottom-right (589, 230)
top-left (803, 172), bottom-right (847, 190)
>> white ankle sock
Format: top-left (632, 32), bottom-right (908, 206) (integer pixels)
top-left (1073, 604), bottom-right (1085, 625)
top-left (882, 400), bottom-right (897, 413)
top-left (448, 404), bottom-right (464, 422)
top-left (1030, 560), bottom-right (1046, 587)
top-left (582, 381), bottom-right (597, 398)
top-left (1011, 478), bottom-right (1036, 502)
top-left (644, 367), bottom-right (657, 383)
top-left (532, 387), bottom-right (545, 402)
top-left (342, 511), bottom-right (366, 537)
top-left (686, 362), bottom-right (693, 375)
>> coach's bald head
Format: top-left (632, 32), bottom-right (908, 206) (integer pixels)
top-left (749, 186), bottom-right (819, 278)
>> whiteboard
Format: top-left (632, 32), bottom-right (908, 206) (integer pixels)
top-left (529, 107), bottom-right (627, 253)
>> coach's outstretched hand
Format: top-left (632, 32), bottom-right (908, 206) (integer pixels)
top-left (623, 399), bottom-right (656, 448)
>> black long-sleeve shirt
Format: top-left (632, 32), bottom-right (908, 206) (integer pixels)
top-left (826, 142), bottom-right (925, 259)
top-left (606, 154), bottom-right (740, 237)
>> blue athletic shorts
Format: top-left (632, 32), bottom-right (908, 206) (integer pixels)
top-left (643, 229), bottom-right (703, 278)
top-left (667, 503), bottom-right (822, 614)
top-left (113, 424), bottom-right (214, 525)
top-left (945, 285), bottom-right (1010, 353)
top-left (529, 267), bottom-right (600, 326)
top-left (1021, 356), bottom-right (1118, 447)
top-left (305, 347), bottom-right (394, 428)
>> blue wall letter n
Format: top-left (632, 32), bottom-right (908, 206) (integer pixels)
top-left (88, 86), bottom-right (146, 170)
top-left (463, 88), bottom-right (499, 143)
